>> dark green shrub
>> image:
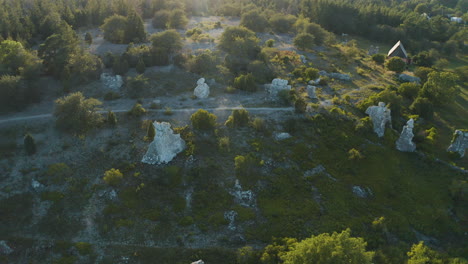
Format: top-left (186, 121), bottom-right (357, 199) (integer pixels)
top-left (294, 33), bottom-right (315, 50)
top-left (398, 83), bottom-right (420, 99)
top-left (240, 9), bottom-right (268, 32)
top-left (152, 10), bottom-right (170, 28)
top-left (225, 108), bottom-right (250, 128)
top-left (414, 67), bottom-right (434, 84)
top-left (112, 56), bottom-right (129, 75)
top-left (385, 57), bottom-right (405, 73)
top-left (265, 39), bottom-right (275, 47)
top-left (190, 109), bottom-right (217, 130)
top-left (84, 32), bottom-right (92, 44)
top-left (74, 242), bottom-right (93, 255)
top-left (168, 9), bottom-right (188, 29)
top-left (54, 92), bottom-right (103, 133)
top-left (145, 121), bottom-right (155, 141)
top-left (234, 73), bottom-right (256, 92)
top-left (24, 133), bottom-right (36, 155)
top-left (410, 96), bottom-right (433, 119)
top-left (107, 111), bottom-right (117, 125)
top-left (295, 97), bottom-right (307, 113)
top-left (127, 74), bottom-right (149, 98)
top-left (372, 54), bottom-right (385, 64)
top-left (269, 14), bottom-right (296, 33)
top-left (304, 67), bottom-right (319, 80)
top-left (128, 103), bottom-right (147, 116)
top-left (136, 58), bottom-right (146, 74)
top-left (103, 168), bottom-right (123, 186)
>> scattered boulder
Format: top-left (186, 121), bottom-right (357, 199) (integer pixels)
top-left (31, 179), bottom-right (44, 190)
top-left (267, 78), bottom-right (291, 98)
top-left (100, 73), bottom-right (123, 90)
top-left (300, 55), bottom-right (307, 64)
top-left (365, 102), bottom-right (392, 137)
top-left (193, 78), bottom-right (210, 99)
top-left (191, 260), bottom-right (205, 264)
top-left (308, 78), bottom-right (321, 85)
top-left (142, 122), bottom-right (186, 165)
top-left (307, 85), bottom-right (317, 99)
top-left (319, 70), bottom-right (351, 81)
top-left (304, 165), bottom-right (337, 181)
top-left (399, 74), bottom-right (421, 84)
top-left (352, 186), bottom-right (373, 198)
top-left (0, 241), bottom-right (13, 255)
top-left (230, 180), bottom-right (255, 207)
top-left (224, 210), bottom-right (238, 231)
top-left (396, 119), bottom-right (416, 152)
top-left (447, 130), bottom-right (468, 157)
top-left (274, 132), bottom-right (292, 141)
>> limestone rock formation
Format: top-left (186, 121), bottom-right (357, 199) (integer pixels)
top-left (31, 179), bottom-right (44, 190)
top-left (191, 260), bottom-right (205, 264)
top-left (300, 55), bottom-right (307, 64)
top-left (100, 73), bottom-right (123, 90)
top-left (447, 130), bottom-right (468, 157)
top-left (230, 180), bottom-right (255, 207)
top-left (309, 78), bottom-right (321, 85)
top-left (352, 186), bottom-right (373, 198)
top-left (319, 70), bottom-right (351, 81)
top-left (267, 78), bottom-right (291, 98)
top-left (307, 85), bottom-right (317, 99)
top-left (365, 102), bottom-right (392, 137)
top-left (142, 122), bottom-right (186, 165)
top-left (399, 74), bottom-right (421, 84)
top-left (0, 241), bottom-right (13, 255)
top-left (224, 210), bottom-right (238, 231)
top-left (193, 78), bottom-right (210, 99)
top-left (274, 132), bottom-right (292, 141)
top-left (396, 118), bottom-right (416, 152)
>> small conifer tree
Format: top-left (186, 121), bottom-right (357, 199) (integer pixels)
top-left (85, 32), bottom-right (93, 45)
top-left (145, 121), bottom-right (155, 141)
top-left (136, 58), bottom-right (146, 74)
top-left (107, 110), bottom-right (117, 125)
top-left (24, 133), bottom-right (36, 155)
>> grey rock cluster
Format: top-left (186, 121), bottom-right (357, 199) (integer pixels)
top-left (224, 210), bottom-right (238, 231)
top-left (319, 70), bottom-right (351, 81)
top-left (399, 74), bottom-right (421, 84)
top-left (308, 78), bottom-right (321, 85)
top-left (267, 78), bottom-right (291, 98)
top-left (304, 165), bottom-right (337, 181)
top-left (230, 180), bottom-right (255, 207)
top-left (31, 179), bottom-right (44, 190)
top-left (193, 78), bottom-right (210, 99)
top-left (100, 73), bottom-right (123, 90)
top-left (191, 260), bottom-right (205, 264)
top-left (307, 85), bottom-right (317, 99)
top-left (300, 55), bottom-right (307, 64)
top-left (366, 102), bottom-right (392, 137)
top-left (0, 240), bottom-right (13, 255)
top-left (274, 132), bottom-right (292, 141)
top-left (141, 122), bottom-right (186, 165)
top-left (447, 130), bottom-right (468, 157)
top-left (396, 119), bottom-right (416, 152)
top-left (352, 186), bottom-right (373, 198)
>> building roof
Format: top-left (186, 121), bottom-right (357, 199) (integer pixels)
top-left (387, 40), bottom-right (408, 58)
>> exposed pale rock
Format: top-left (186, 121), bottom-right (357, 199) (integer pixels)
top-left (300, 55), bottom-right (307, 63)
top-left (307, 85), bottom-right (317, 99)
top-left (230, 180), bottom-right (255, 207)
top-left (0, 241), bottom-right (13, 255)
top-left (224, 210), bottom-right (238, 231)
top-left (447, 130), bottom-right (468, 157)
top-left (304, 165), bottom-right (337, 181)
top-left (267, 78), bottom-right (291, 98)
top-left (274, 132), bottom-right (292, 141)
top-left (142, 122), bottom-right (185, 165)
top-left (31, 179), bottom-right (44, 190)
top-left (100, 73), bottom-right (123, 90)
top-left (319, 70), bottom-right (351, 81)
top-left (352, 186), bottom-right (373, 198)
top-left (396, 119), bottom-right (416, 152)
top-left (194, 78), bottom-right (210, 98)
top-left (399, 74), bottom-right (421, 84)
top-left (365, 102), bottom-right (392, 137)
top-left (309, 78), bottom-right (321, 85)
top-left (191, 260), bottom-right (205, 264)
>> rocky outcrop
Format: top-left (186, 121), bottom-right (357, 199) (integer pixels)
top-left (399, 74), bottom-right (421, 84)
top-left (396, 118), bottom-right (416, 152)
top-left (224, 210), bottom-right (238, 231)
top-left (300, 55), bottom-right (307, 64)
top-left (309, 78), bottom-right (321, 85)
top-left (307, 85), bottom-right (317, 99)
top-left (352, 186), bottom-right (373, 198)
top-left (100, 73), bottom-right (123, 90)
top-left (142, 122), bottom-right (186, 165)
top-left (0, 241), bottom-right (13, 255)
top-left (191, 260), bottom-right (205, 264)
top-left (365, 102), bottom-right (392, 137)
top-left (274, 132), bottom-right (292, 141)
top-left (319, 70), bottom-right (351, 81)
top-left (230, 180), bottom-right (255, 207)
top-left (267, 78), bottom-right (291, 98)
top-left (193, 78), bottom-right (210, 99)
top-left (447, 130), bottom-right (468, 157)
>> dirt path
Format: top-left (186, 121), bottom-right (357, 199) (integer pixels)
top-left (0, 107), bottom-right (293, 125)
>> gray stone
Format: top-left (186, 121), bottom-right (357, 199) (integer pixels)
top-left (274, 132), bottom-right (292, 141)
top-left (399, 74), bottom-right (421, 84)
top-left (319, 70), bottom-right (351, 81)
top-left (352, 186), bottom-right (373, 198)
top-left (307, 85), bottom-right (317, 99)
top-left (31, 179), bottom-right (44, 190)
top-left (447, 130), bottom-right (468, 157)
top-left (142, 122), bottom-right (186, 165)
top-left (0, 241), bottom-right (13, 255)
top-left (230, 180), bottom-right (255, 207)
top-left (304, 165), bottom-right (337, 181)
top-left (300, 55), bottom-right (307, 64)
top-left (100, 73), bottom-right (123, 90)
top-left (308, 78), bottom-right (321, 85)
top-left (224, 210), bottom-right (238, 231)
top-left (365, 102), bottom-right (392, 137)
top-left (267, 78), bottom-right (291, 98)
top-left (194, 78), bottom-right (210, 99)
top-left (191, 260), bottom-right (205, 264)
top-left (396, 119), bottom-right (416, 152)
